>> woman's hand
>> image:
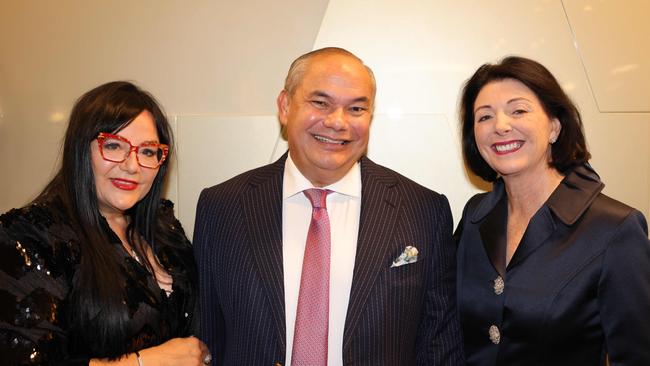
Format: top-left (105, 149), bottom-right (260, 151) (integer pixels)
top-left (140, 336), bottom-right (211, 366)
top-left (89, 336), bottom-right (211, 366)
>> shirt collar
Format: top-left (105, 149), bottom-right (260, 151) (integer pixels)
top-left (283, 152), bottom-right (362, 199)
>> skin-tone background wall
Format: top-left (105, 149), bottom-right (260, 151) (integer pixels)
top-left (1, 0), bottom-right (649, 238)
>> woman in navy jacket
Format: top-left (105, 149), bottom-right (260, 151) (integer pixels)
top-left (455, 56), bottom-right (650, 366)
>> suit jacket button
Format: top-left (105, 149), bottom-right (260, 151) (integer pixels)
top-left (275, 363), bottom-right (282, 366)
top-left (493, 276), bottom-right (504, 295)
top-left (489, 325), bottom-right (501, 344)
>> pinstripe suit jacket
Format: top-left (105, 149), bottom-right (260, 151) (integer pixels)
top-left (193, 154), bottom-right (463, 365)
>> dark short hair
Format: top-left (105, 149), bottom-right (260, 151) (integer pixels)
top-left (459, 56), bottom-right (590, 182)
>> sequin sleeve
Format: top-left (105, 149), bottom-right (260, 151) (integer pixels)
top-left (0, 204), bottom-right (88, 366)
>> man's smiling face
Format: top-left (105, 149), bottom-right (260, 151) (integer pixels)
top-left (277, 53), bottom-right (375, 187)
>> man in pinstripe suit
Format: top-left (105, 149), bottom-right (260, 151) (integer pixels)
top-left (193, 47), bottom-right (463, 365)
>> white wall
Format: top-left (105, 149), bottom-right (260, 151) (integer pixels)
top-left (1, 0), bottom-right (648, 238)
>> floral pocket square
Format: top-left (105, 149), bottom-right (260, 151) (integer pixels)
top-left (391, 246), bottom-right (419, 268)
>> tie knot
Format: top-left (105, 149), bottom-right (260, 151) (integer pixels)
top-left (303, 189), bottom-right (330, 209)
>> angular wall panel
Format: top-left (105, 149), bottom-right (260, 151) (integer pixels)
top-left (174, 115), bottom-right (287, 237)
top-left (563, 0), bottom-right (650, 112)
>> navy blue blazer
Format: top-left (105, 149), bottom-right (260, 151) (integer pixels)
top-left (455, 164), bottom-right (650, 365)
top-left (193, 154), bottom-right (463, 365)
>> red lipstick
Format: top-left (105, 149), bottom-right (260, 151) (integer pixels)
top-left (111, 178), bottom-right (138, 191)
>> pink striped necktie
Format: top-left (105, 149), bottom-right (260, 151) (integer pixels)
top-left (291, 188), bottom-right (332, 366)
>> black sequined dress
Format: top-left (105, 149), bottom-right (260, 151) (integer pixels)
top-left (0, 198), bottom-right (198, 365)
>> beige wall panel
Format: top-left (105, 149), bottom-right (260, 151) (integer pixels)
top-left (563, 0), bottom-right (650, 112)
top-left (367, 113), bottom-right (473, 205)
top-left (174, 115), bottom-right (287, 237)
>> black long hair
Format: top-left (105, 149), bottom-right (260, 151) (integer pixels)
top-left (459, 56), bottom-right (590, 182)
top-left (36, 81), bottom-right (173, 356)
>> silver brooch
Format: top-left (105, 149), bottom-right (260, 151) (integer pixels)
top-left (489, 325), bottom-right (501, 344)
top-left (493, 276), bottom-right (504, 295)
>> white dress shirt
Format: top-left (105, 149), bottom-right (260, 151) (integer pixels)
top-left (283, 153), bottom-right (361, 366)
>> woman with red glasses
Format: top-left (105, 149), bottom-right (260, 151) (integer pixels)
top-left (0, 81), bottom-right (211, 365)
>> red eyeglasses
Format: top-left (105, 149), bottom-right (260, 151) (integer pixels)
top-left (96, 132), bottom-right (169, 169)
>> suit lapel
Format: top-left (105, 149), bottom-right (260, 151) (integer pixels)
top-left (242, 155), bottom-right (287, 353)
top-left (343, 157), bottom-right (400, 353)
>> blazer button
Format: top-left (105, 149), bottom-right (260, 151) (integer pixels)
top-left (489, 325), bottom-right (501, 344)
top-left (493, 275), bottom-right (504, 295)
top-left (275, 363), bottom-right (282, 366)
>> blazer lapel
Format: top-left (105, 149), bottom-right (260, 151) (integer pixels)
top-left (473, 165), bottom-right (603, 273)
top-left (479, 196), bottom-right (508, 277)
top-left (471, 180), bottom-right (508, 277)
top-left (343, 157), bottom-right (400, 353)
top-left (509, 165), bottom-right (603, 268)
top-left (476, 188), bottom-right (555, 274)
top-left (508, 205), bottom-right (555, 269)
top-left (242, 155), bottom-right (287, 353)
